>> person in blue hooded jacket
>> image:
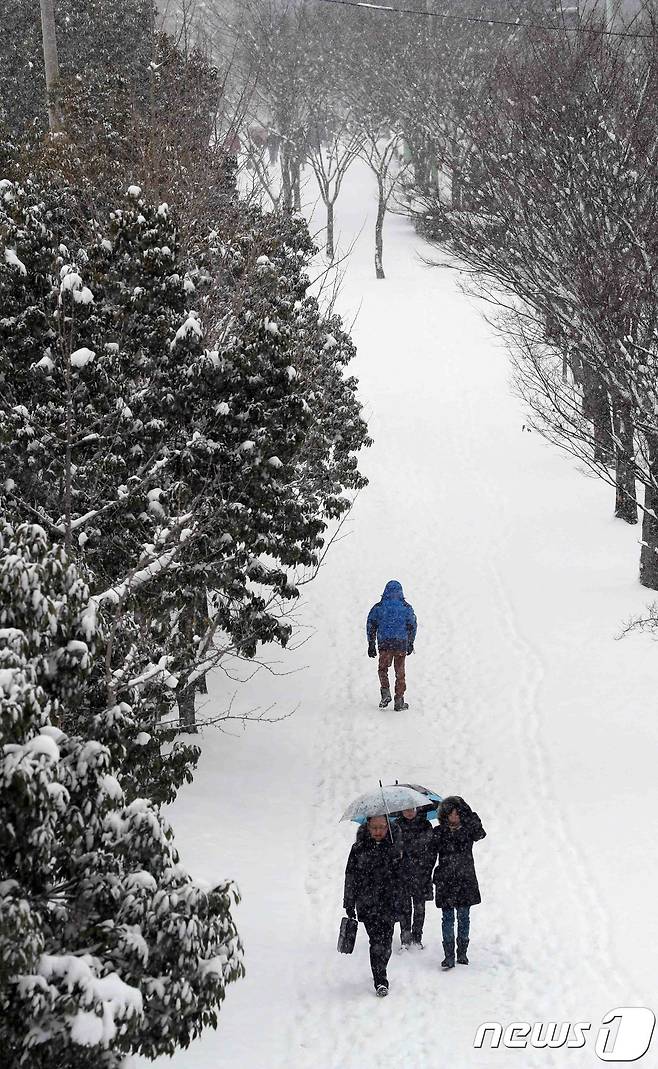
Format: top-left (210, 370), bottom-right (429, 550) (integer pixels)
top-left (366, 580), bottom-right (417, 710)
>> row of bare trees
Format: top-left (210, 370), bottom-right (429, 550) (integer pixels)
top-left (185, 0), bottom-right (520, 276)
top-left (161, 0), bottom-right (658, 599)
top-left (416, 7), bottom-right (658, 591)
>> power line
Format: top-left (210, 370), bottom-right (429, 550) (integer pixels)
top-left (314, 0), bottom-right (658, 38)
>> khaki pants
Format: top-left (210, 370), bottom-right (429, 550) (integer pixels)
top-left (378, 649), bottom-right (406, 699)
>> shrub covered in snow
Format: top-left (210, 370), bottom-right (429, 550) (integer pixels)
top-left (0, 522), bottom-right (244, 1066)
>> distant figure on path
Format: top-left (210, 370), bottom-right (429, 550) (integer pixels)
top-left (432, 796), bottom-right (486, 970)
top-left (397, 807), bottom-right (436, 949)
top-left (343, 816), bottom-right (404, 997)
top-left (366, 579), bottom-right (417, 710)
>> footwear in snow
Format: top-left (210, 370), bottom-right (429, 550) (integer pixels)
top-left (456, 939), bottom-right (469, 965)
top-left (379, 687), bottom-right (392, 709)
top-left (441, 939), bottom-right (455, 970)
top-left (375, 983), bottom-right (389, 998)
top-left (400, 929), bottom-right (412, 949)
top-left (409, 938), bottom-right (424, 951)
top-left (394, 697), bottom-right (409, 711)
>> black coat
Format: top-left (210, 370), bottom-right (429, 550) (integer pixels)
top-left (343, 825), bottom-right (404, 920)
top-left (397, 813), bottom-right (438, 900)
top-left (432, 797), bottom-right (486, 909)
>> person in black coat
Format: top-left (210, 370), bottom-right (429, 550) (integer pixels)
top-left (432, 796), bottom-right (486, 970)
top-left (343, 815), bottom-right (404, 996)
top-left (397, 808), bottom-right (437, 949)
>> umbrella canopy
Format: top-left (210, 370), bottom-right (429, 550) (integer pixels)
top-left (340, 784), bottom-right (430, 823)
top-left (391, 782), bottom-right (443, 820)
top-left (350, 783), bottom-right (443, 824)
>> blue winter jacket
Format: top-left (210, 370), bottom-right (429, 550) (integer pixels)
top-left (366, 580), bottom-right (417, 652)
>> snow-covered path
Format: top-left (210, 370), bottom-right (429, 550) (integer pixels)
top-left (146, 163), bottom-right (658, 1069)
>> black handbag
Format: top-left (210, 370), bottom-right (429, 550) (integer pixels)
top-left (337, 915), bottom-right (358, 954)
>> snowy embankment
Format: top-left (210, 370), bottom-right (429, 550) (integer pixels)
top-left (145, 161), bottom-right (658, 1069)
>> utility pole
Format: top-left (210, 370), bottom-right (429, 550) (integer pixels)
top-left (39, 0), bottom-right (64, 133)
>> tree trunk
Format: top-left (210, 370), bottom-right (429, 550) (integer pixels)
top-left (268, 132), bottom-right (280, 164)
top-left (640, 435), bottom-right (658, 590)
top-left (375, 179), bottom-right (386, 280)
top-left (292, 159), bottom-right (301, 212)
top-left (281, 145), bottom-right (293, 211)
top-left (569, 345), bottom-right (584, 387)
top-left (409, 139), bottom-right (429, 188)
top-left (451, 166), bottom-right (463, 210)
top-left (177, 683), bottom-right (197, 733)
top-left (326, 200), bottom-right (335, 260)
top-left (39, 0), bottom-right (64, 134)
top-left (582, 366), bottom-right (613, 466)
top-left (611, 396), bottom-right (637, 524)
top-left (174, 592), bottom-right (209, 732)
top-left (64, 348), bottom-right (73, 555)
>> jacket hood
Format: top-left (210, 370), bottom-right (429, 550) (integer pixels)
top-left (438, 796), bottom-right (472, 824)
top-left (382, 579), bottom-right (404, 600)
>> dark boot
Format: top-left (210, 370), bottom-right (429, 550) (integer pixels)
top-left (394, 697), bottom-right (409, 711)
top-left (441, 940), bottom-right (455, 970)
top-left (400, 929), bottom-right (412, 949)
top-left (379, 687), bottom-right (392, 709)
top-left (456, 938), bottom-right (469, 965)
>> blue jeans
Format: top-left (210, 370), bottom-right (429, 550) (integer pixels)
top-left (442, 906), bottom-right (470, 942)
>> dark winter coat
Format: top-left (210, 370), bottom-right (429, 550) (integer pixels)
top-left (366, 580), bottom-right (417, 652)
top-left (432, 796), bottom-right (486, 909)
top-left (343, 824), bottom-right (404, 920)
top-left (397, 813), bottom-right (437, 900)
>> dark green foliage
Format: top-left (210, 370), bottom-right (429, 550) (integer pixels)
top-left (0, 0), bottom-right (150, 145)
top-left (0, 164), bottom-right (369, 732)
top-left (0, 521), bottom-right (243, 1067)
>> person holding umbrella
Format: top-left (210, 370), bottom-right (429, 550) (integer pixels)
top-left (340, 785), bottom-right (429, 995)
top-left (397, 806), bottom-right (438, 950)
top-left (343, 814), bottom-right (404, 997)
top-left (366, 579), bottom-right (417, 711)
top-left (432, 796), bottom-right (486, 970)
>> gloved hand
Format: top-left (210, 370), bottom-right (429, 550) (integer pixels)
top-left (407, 641), bottom-right (414, 655)
top-left (345, 906), bottom-right (356, 920)
top-left (368, 642), bottom-right (377, 658)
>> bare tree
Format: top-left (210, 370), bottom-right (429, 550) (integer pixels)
top-left (306, 111), bottom-right (361, 260)
top-left (415, 12), bottom-right (658, 583)
top-left (39, 0), bottom-right (64, 133)
top-left (358, 130), bottom-right (410, 279)
top-left (233, 0), bottom-right (321, 211)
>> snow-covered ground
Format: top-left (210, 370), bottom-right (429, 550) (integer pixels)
top-left (145, 161), bottom-right (658, 1069)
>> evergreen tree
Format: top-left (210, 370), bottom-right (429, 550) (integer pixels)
top-left (0, 172), bottom-right (370, 734)
top-left (0, 521), bottom-right (243, 1067)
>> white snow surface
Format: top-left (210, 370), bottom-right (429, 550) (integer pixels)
top-left (70, 347), bottom-right (96, 369)
top-left (4, 247), bottom-right (27, 275)
top-left (143, 161), bottom-right (658, 1069)
top-left (172, 311), bottom-right (203, 346)
top-left (24, 734), bottom-right (60, 761)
